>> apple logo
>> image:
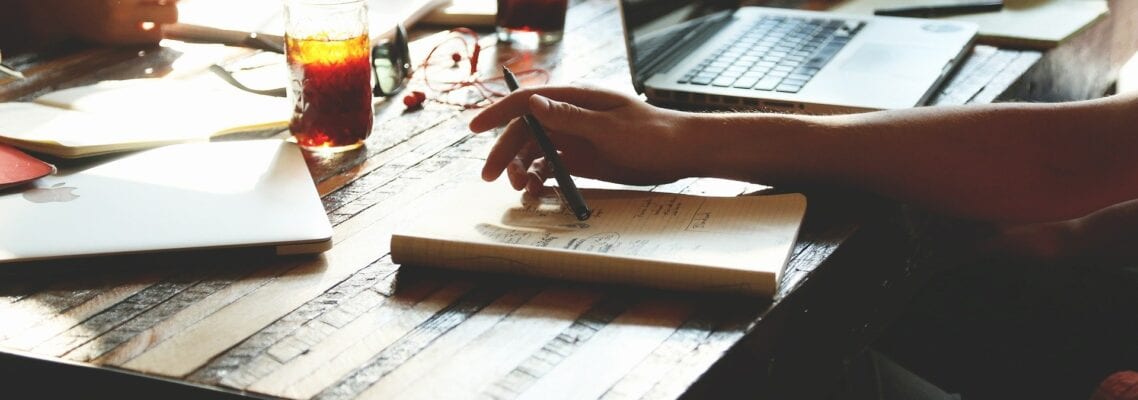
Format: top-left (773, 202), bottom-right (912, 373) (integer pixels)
top-left (23, 182), bottom-right (80, 203)
top-left (922, 23), bottom-right (963, 33)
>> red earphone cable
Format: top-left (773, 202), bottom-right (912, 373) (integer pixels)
top-left (405, 28), bottom-right (550, 109)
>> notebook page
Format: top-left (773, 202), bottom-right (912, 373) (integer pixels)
top-left (34, 77), bottom-right (289, 136)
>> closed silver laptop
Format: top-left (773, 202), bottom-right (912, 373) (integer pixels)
top-left (0, 140), bottom-right (332, 264)
top-left (621, 0), bottom-right (977, 113)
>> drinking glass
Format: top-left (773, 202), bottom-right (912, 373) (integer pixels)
top-left (285, 0), bottom-right (373, 152)
top-left (496, 0), bottom-right (568, 46)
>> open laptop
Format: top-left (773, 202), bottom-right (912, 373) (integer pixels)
top-left (0, 140), bottom-right (333, 264)
top-left (621, 0), bottom-right (978, 113)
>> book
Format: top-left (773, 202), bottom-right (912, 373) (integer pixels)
top-left (175, 0), bottom-right (450, 41)
top-left (832, 0), bottom-right (1108, 49)
top-left (420, 0), bottom-right (498, 27)
top-left (391, 182), bottom-right (807, 297)
top-left (0, 76), bottom-right (289, 158)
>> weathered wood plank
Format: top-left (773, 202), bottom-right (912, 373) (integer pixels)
top-left (2, 273), bottom-right (161, 351)
top-left (225, 279), bottom-right (459, 394)
top-left (30, 277), bottom-right (194, 356)
top-left (121, 258), bottom-right (364, 376)
top-left (597, 304), bottom-right (738, 400)
top-left (0, 268), bottom-right (73, 309)
top-left (513, 299), bottom-right (695, 400)
top-left (59, 260), bottom-right (262, 363)
top-left (0, 266), bottom-right (166, 344)
top-left (85, 260), bottom-right (291, 366)
top-left (480, 293), bottom-right (639, 400)
top-left (356, 287), bottom-right (603, 399)
top-left (325, 121), bottom-right (479, 227)
top-left (311, 283), bottom-right (514, 400)
top-left (187, 256), bottom-right (403, 385)
top-left (638, 328), bottom-right (748, 400)
top-left (346, 287), bottom-right (546, 399)
top-left (254, 280), bottom-right (472, 399)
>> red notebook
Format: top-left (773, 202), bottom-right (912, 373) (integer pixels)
top-left (0, 143), bottom-right (54, 190)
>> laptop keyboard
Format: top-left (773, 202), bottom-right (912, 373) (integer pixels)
top-left (678, 15), bottom-right (864, 93)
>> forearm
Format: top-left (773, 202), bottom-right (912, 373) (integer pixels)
top-left (1, 1), bottom-right (73, 53)
top-left (0, 1), bottom-right (31, 52)
top-left (684, 93), bottom-right (1138, 222)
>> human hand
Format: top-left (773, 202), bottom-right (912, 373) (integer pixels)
top-left (470, 85), bottom-right (696, 194)
top-left (51, 0), bottom-right (180, 45)
top-left (977, 220), bottom-right (1080, 262)
top-left (978, 198), bottom-right (1138, 265)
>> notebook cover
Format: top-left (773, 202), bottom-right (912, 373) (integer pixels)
top-left (0, 143), bottom-right (54, 190)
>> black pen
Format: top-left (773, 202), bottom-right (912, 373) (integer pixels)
top-left (501, 66), bottom-right (592, 221)
top-left (874, 1), bottom-right (1003, 18)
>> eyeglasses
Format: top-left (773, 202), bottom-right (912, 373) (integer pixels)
top-left (210, 24), bottom-right (411, 98)
top-left (371, 24), bottom-right (411, 97)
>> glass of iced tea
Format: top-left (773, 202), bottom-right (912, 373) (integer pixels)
top-left (496, 0), bottom-right (568, 45)
top-left (284, 0), bottom-right (373, 152)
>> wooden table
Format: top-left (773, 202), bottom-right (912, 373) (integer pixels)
top-left (1, 1), bottom-right (1134, 398)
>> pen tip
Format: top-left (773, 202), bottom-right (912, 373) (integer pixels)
top-left (576, 209), bottom-right (592, 221)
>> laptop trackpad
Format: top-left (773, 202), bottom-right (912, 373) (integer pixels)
top-left (840, 44), bottom-right (945, 80)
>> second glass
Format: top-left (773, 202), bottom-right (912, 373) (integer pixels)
top-left (496, 0), bottom-right (568, 45)
top-left (285, 0), bottom-right (374, 152)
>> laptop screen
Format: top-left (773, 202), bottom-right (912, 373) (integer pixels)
top-left (620, 0), bottom-right (738, 92)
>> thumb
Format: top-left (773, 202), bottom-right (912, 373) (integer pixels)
top-left (528, 95), bottom-right (603, 141)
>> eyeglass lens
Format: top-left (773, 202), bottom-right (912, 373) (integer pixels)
top-left (372, 25), bottom-right (411, 97)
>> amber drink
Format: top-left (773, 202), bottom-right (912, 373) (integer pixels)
top-left (496, 0), bottom-right (568, 45)
top-left (285, 0), bottom-right (373, 152)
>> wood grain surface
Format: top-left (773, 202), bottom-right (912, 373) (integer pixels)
top-left (1, 0), bottom-right (1129, 398)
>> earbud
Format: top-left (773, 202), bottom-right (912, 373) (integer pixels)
top-left (403, 90), bottom-right (427, 109)
top-left (469, 43), bottom-right (481, 75)
top-left (443, 27), bottom-right (482, 75)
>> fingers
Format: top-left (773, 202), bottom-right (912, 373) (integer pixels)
top-left (525, 158), bottom-right (551, 195)
top-left (478, 94), bottom-right (611, 159)
top-left (974, 221), bottom-right (1074, 262)
top-left (506, 157), bottom-right (530, 190)
top-left (482, 118), bottom-right (534, 181)
top-left (481, 96), bottom-right (610, 185)
top-left (482, 105), bottom-right (601, 185)
top-left (469, 85), bottom-right (629, 132)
